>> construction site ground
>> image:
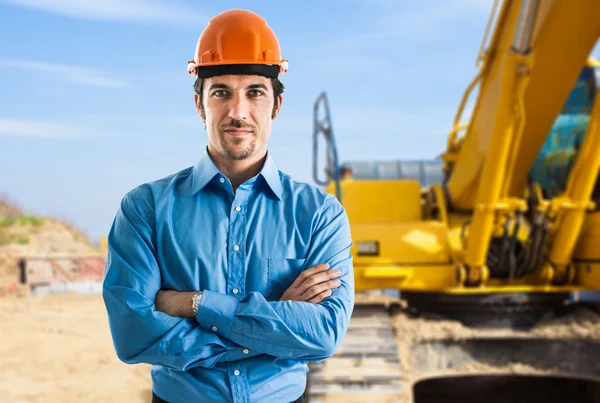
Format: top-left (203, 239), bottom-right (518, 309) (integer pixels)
top-left (2, 291), bottom-right (600, 403)
top-left (0, 292), bottom-right (153, 403)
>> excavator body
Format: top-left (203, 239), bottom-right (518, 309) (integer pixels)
top-left (307, 1), bottom-right (600, 402)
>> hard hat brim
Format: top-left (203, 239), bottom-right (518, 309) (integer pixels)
top-left (190, 62), bottom-right (285, 79)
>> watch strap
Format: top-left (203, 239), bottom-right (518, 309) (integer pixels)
top-left (192, 291), bottom-right (203, 316)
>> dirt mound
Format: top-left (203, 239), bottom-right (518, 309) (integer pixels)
top-left (0, 194), bottom-right (24, 218)
top-left (0, 195), bottom-right (99, 286)
top-left (389, 305), bottom-right (600, 402)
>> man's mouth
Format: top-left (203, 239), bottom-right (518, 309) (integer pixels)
top-left (224, 129), bottom-right (252, 137)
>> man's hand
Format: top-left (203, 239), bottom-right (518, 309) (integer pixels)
top-left (280, 264), bottom-right (341, 303)
top-left (155, 290), bottom-right (197, 319)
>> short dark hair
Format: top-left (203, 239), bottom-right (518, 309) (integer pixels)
top-left (193, 76), bottom-right (285, 116)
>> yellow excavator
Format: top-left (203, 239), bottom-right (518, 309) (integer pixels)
top-left (307, 1), bottom-right (600, 402)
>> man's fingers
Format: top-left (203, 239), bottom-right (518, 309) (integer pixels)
top-left (289, 263), bottom-right (330, 288)
top-left (297, 269), bottom-right (341, 295)
top-left (282, 263), bottom-right (342, 302)
top-left (301, 263), bottom-right (330, 278)
top-left (302, 279), bottom-right (342, 301)
top-left (308, 289), bottom-right (333, 304)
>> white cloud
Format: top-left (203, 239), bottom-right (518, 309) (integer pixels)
top-left (0, 118), bottom-right (99, 139)
top-left (362, 0), bottom-right (493, 42)
top-left (343, 0), bottom-right (493, 12)
top-left (323, 0), bottom-right (493, 51)
top-left (0, 115), bottom-right (202, 140)
top-left (0, 59), bottom-right (129, 88)
top-left (302, 0), bottom-right (493, 80)
top-left (0, 0), bottom-right (205, 25)
top-left (95, 115), bottom-right (201, 136)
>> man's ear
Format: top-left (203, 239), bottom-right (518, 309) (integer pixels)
top-left (272, 95), bottom-right (283, 120)
top-left (194, 93), bottom-right (206, 121)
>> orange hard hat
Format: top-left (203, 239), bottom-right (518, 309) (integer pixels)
top-left (187, 9), bottom-right (288, 78)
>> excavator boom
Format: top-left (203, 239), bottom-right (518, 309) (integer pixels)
top-left (445, 0), bottom-right (600, 209)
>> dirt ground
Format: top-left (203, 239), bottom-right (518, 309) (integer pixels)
top-left (2, 290), bottom-right (600, 403)
top-left (389, 303), bottom-right (600, 402)
top-left (0, 293), bottom-right (153, 403)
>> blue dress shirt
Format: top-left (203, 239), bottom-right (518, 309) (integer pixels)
top-left (102, 147), bottom-right (355, 403)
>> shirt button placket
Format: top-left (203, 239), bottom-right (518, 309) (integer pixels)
top-left (229, 190), bottom-right (250, 403)
top-left (229, 195), bottom-right (245, 298)
top-left (228, 363), bottom-right (248, 403)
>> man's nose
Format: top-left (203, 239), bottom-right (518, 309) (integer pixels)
top-left (228, 95), bottom-right (249, 121)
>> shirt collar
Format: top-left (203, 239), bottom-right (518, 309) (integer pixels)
top-left (191, 147), bottom-right (221, 194)
top-left (258, 150), bottom-right (282, 200)
top-left (191, 147), bottom-right (282, 200)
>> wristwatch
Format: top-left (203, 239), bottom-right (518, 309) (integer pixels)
top-left (192, 291), bottom-right (203, 316)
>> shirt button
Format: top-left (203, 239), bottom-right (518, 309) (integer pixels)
top-left (235, 206), bottom-right (241, 212)
top-left (234, 370), bottom-right (240, 376)
top-left (211, 325), bottom-right (218, 332)
top-left (219, 177), bottom-right (225, 183)
top-left (233, 245), bottom-right (240, 251)
top-left (243, 349), bottom-right (249, 354)
top-left (232, 288), bottom-right (239, 295)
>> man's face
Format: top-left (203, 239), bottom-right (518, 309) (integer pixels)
top-left (195, 74), bottom-right (282, 161)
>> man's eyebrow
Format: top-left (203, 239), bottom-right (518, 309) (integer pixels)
top-left (247, 84), bottom-right (268, 90)
top-left (208, 83), bottom-right (231, 91)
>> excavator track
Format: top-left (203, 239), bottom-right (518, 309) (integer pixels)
top-left (306, 300), bottom-right (405, 403)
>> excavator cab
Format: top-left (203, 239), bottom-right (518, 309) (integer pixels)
top-left (313, 92), bottom-right (452, 292)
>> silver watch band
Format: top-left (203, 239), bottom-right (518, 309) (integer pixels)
top-left (192, 291), bottom-right (203, 316)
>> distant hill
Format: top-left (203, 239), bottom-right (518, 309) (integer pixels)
top-left (0, 195), bottom-right (24, 218)
top-left (0, 195), bottom-right (100, 285)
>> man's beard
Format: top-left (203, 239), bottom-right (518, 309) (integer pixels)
top-left (220, 133), bottom-right (256, 160)
top-left (219, 119), bottom-right (257, 160)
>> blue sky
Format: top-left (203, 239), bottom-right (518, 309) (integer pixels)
top-left (0, 0), bottom-right (598, 242)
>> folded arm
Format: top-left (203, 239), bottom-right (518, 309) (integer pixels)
top-left (196, 194), bottom-right (355, 362)
top-left (102, 189), bottom-right (258, 371)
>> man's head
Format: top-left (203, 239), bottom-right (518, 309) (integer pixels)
top-left (340, 166), bottom-right (354, 180)
top-left (193, 75), bottom-right (284, 161)
top-left (187, 9), bottom-right (288, 162)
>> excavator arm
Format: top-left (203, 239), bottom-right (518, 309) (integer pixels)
top-left (442, 0), bottom-right (600, 286)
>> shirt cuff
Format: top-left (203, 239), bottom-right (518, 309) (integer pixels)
top-left (196, 290), bottom-right (239, 340)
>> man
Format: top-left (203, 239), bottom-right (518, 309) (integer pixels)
top-left (102, 8), bottom-right (355, 403)
top-left (340, 166), bottom-right (354, 180)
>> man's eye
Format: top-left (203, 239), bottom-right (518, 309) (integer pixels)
top-left (248, 90), bottom-right (264, 97)
top-left (212, 90), bottom-right (228, 97)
